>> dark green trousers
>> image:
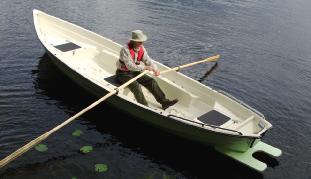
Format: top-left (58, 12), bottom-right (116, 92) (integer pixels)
top-left (116, 69), bottom-right (167, 106)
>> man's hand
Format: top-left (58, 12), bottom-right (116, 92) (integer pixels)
top-left (144, 66), bottom-right (160, 76)
top-left (153, 69), bottom-right (160, 76)
top-left (144, 66), bottom-right (153, 71)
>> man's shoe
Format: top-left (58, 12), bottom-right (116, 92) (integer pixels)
top-left (162, 99), bottom-right (178, 110)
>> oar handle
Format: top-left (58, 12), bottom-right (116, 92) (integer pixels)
top-left (117, 70), bottom-right (149, 90)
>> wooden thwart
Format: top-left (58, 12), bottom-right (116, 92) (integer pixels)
top-left (0, 54), bottom-right (220, 168)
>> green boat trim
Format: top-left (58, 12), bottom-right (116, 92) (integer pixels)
top-left (215, 141), bottom-right (282, 172)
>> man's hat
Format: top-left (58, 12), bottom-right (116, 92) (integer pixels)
top-left (130, 30), bottom-right (148, 42)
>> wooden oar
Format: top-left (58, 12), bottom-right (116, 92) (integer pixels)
top-left (0, 54), bottom-right (220, 168)
top-left (161, 54), bottom-right (220, 74)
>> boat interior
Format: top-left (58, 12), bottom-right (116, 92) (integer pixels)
top-left (34, 10), bottom-right (272, 137)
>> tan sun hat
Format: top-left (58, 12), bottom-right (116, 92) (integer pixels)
top-left (130, 30), bottom-right (148, 42)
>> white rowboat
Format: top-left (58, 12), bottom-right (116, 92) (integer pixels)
top-left (33, 9), bottom-right (281, 172)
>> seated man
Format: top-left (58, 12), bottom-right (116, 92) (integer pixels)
top-left (116, 30), bottom-right (178, 110)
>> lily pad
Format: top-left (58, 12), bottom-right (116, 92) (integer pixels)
top-left (146, 174), bottom-right (154, 179)
top-left (80, 146), bottom-right (93, 153)
top-left (163, 174), bottom-right (175, 179)
top-left (35, 144), bottom-right (48, 152)
top-left (72, 130), bottom-right (83, 137)
top-left (95, 163), bottom-right (108, 173)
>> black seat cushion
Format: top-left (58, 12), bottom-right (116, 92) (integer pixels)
top-left (104, 75), bottom-right (121, 87)
top-left (198, 110), bottom-right (230, 126)
top-left (54, 42), bottom-right (81, 52)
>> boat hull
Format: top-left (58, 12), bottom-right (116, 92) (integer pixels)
top-left (33, 9), bottom-right (281, 172)
top-left (45, 50), bottom-right (258, 152)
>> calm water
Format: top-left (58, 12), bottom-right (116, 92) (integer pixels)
top-left (1, 0), bottom-right (311, 178)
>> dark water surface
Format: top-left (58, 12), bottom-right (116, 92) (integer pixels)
top-left (1, 0), bottom-right (311, 178)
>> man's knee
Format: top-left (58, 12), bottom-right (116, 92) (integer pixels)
top-left (138, 75), bottom-right (154, 84)
top-left (128, 82), bottom-right (142, 92)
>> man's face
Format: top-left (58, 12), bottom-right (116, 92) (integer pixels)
top-left (133, 41), bottom-right (143, 48)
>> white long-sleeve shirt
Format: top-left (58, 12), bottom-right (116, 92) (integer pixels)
top-left (116, 44), bottom-right (157, 72)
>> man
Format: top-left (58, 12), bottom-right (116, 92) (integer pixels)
top-left (116, 30), bottom-right (178, 110)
